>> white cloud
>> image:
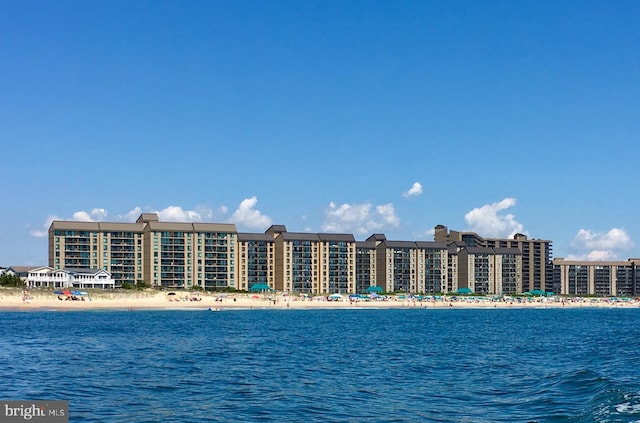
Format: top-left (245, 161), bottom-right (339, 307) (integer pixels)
top-left (71, 208), bottom-right (108, 222)
top-left (157, 206), bottom-right (195, 222)
top-left (29, 208), bottom-right (109, 238)
top-left (403, 182), bottom-right (423, 198)
top-left (229, 197), bottom-right (273, 230)
top-left (71, 211), bottom-right (92, 221)
top-left (567, 228), bottom-right (634, 260)
top-left (27, 214), bottom-right (59, 238)
top-left (117, 206), bottom-right (218, 223)
top-left (376, 203), bottom-right (400, 227)
top-left (30, 205), bottom-right (220, 237)
top-left (322, 201), bottom-right (400, 234)
top-left (119, 207), bottom-right (143, 222)
top-left (159, 205), bottom-right (217, 222)
top-left (423, 227), bottom-right (436, 239)
top-left (27, 200), bottom-right (398, 240)
top-left (464, 198), bottom-right (527, 238)
top-left (90, 208), bottom-right (108, 221)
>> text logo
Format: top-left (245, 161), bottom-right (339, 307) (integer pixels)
top-left (1, 401), bottom-right (68, 422)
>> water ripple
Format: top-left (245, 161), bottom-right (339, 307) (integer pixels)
top-left (1, 308), bottom-right (640, 422)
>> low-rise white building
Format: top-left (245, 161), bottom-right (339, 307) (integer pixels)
top-left (27, 267), bottom-right (115, 289)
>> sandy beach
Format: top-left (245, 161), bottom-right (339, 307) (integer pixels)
top-left (1, 288), bottom-right (638, 311)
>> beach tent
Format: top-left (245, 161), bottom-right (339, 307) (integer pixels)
top-left (366, 285), bottom-right (383, 293)
top-left (249, 283), bottom-right (272, 292)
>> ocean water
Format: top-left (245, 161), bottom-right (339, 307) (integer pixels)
top-left (1, 307), bottom-right (639, 422)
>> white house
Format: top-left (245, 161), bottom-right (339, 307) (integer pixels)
top-left (27, 267), bottom-right (115, 289)
top-left (27, 267), bottom-right (69, 288)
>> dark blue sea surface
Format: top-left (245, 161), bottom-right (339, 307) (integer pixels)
top-left (1, 308), bottom-right (639, 422)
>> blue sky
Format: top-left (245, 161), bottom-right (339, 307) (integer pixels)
top-left (1, 0), bottom-right (639, 265)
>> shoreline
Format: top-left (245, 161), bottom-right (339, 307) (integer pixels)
top-left (1, 290), bottom-right (639, 312)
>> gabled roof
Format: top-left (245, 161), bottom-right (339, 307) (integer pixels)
top-left (462, 246), bottom-right (495, 255)
top-left (275, 231), bottom-right (356, 243)
top-left (382, 240), bottom-right (417, 249)
top-left (146, 221), bottom-right (198, 231)
top-left (318, 233), bottom-right (356, 242)
top-left (99, 222), bottom-right (145, 232)
top-left (266, 225), bottom-right (287, 234)
top-left (137, 213), bottom-right (159, 223)
top-left (26, 266), bottom-right (53, 273)
top-left (415, 241), bottom-right (448, 250)
top-left (279, 232), bottom-right (320, 241)
top-left (7, 266), bottom-right (41, 274)
top-left (493, 247), bottom-right (522, 255)
top-left (142, 221), bottom-right (237, 233)
top-left (64, 268), bottom-right (112, 276)
top-left (192, 223), bottom-right (237, 233)
top-left (49, 214), bottom-right (237, 234)
top-left (356, 240), bottom-right (377, 249)
top-left (50, 221), bottom-right (100, 231)
top-left (237, 233), bottom-right (275, 242)
top-left (366, 234), bottom-right (387, 242)
top-left (50, 221), bottom-right (145, 232)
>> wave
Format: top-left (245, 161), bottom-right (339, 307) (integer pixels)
top-left (530, 370), bottom-right (640, 422)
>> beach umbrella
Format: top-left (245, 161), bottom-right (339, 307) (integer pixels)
top-left (62, 290), bottom-right (72, 296)
top-left (54, 290), bottom-right (63, 295)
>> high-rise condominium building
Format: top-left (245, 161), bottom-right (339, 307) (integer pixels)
top-left (368, 234), bottom-right (449, 293)
top-left (553, 258), bottom-right (640, 297)
top-left (267, 225), bottom-right (356, 294)
top-left (50, 213), bottom-right (237, 289)
top-left (434, 225), bottom-right (553, 294)
top-left (236, 232), bottom-right (275, 292)
top-left (51, 214), bottom-right (637, 297)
